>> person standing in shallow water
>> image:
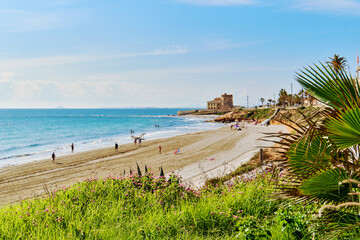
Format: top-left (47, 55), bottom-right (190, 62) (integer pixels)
top-left (115, 143), bottom-right (118, 152)
top-left (71, 143), bottom-right (74, 152)
top-left (159, 145), bottom-right (162, 154)
top-left (51, 152), bottom-right (55, 163)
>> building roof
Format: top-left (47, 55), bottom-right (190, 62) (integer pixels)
top-left (207, 99), bottom-right (222, 103)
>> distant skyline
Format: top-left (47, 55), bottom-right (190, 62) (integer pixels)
top-left (0, 0), bottom-right (359, 108)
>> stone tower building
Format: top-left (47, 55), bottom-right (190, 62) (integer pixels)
top-left (207, 93), bottom-right (233, 110)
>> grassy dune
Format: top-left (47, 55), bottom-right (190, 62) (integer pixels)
top-left (0, 169), bottom-right (318, 239)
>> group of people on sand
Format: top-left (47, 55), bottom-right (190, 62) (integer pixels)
top-left (230, 122), bottom-right (245, 131)
top-left (51, 127), bottom-right (164, 163)
top-left (51, 143), bottom-right (74, 163)
top-left (133, 138), bottom-right (142, 145)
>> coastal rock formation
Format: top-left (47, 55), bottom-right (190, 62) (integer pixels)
top-left (214, 110), bottom-right (248, 122)
top-left (214, 111), bottom-right (238, 122)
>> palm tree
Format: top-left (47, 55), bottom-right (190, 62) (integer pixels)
top-left (267, 99), bottom-right (272, 108)
top-left (327, 54), bottom-right (347, 72)
top-left (278, 89), bottom-right (288, 106)
top-left (298, 89), bottom-right (305, 105)
top-left (292, 94), bottom-right (300, 105)
top-left (260, 97), bottom-right (265, 107)
top-left (271, 61), bottom-right (360, 238)
top-left (272, 100), bottom-right (276, 107)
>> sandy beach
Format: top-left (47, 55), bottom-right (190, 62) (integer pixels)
top-left (0, 124), bottom-right (286, 205)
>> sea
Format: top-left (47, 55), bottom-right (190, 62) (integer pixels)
top-left (0, 108), bottom-right (222, 168)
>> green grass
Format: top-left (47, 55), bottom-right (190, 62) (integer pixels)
top-left (0, 170), bottom-right (319, 239)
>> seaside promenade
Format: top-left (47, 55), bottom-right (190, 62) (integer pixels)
top-left (0, 124), bottom-right (286, 205)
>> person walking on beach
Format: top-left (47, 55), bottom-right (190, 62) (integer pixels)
top-left (115, 143), bottom-right (119, 152)
top-left (71, 143), bottom-right (74, 152)
top-left (51, 152), bottom-right (55, 163)
top-left (134, 138), bottom-right (137, 145)
top-left (159, 145), bottom-right (162, 154)
top-left (138, 138), bottom-right (142, 145)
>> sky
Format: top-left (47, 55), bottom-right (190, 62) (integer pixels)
top-left (0, 0), bottom-right (359, 108)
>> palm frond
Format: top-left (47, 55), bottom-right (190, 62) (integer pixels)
top-left (287, 135), bottom-right (332, 177)
top-left (300, 168), bottom-right (353, 203)
top-left (296, 62), bottom-right (360, 110)
top-left (326, 108), bottom-right (360, 149)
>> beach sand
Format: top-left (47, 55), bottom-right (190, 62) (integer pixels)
top-left (0, 124), bottom-right (286, 205)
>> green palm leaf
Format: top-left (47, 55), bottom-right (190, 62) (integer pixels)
top-left (287, 134), bottom-right (332, 177)
top-left (326, 108), bottom-right (360, 149)
top-left (296, 62), bottom-right (360, 110)
top-left (300, 168), bottom-right (352, 203)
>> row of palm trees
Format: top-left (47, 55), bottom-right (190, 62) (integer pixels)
top-left (260, 88), bottom-right (312, 107)
top-left (259, 55), bottom-right (348, 108)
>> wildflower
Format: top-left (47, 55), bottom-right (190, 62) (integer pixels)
top-left (233, 215), bottom-right (239, 219)
top-left (210, 212), bottom-right (215, 215)
top-left (44, 209), bottom-right (49, 212)
top-left (219, 212), bottom-right (224, 215)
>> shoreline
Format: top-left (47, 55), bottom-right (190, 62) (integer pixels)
top-left (0, 123), bottom-right (286, 205)
top-left (0, 114), bottom-right (223, 169)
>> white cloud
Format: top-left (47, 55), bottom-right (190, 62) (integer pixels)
top-left (0, 60), bottom-right (296, 108)
top-left (204, 39), bottom-right (262, 51)
top-left (291, 0), bottom-right (360, 12)
top-left (116, 45), bottom-right (188, 57)
top-left (177, 0), bottom-right (360, 14)
top-left (0, 72), bottom-right (15, 83)
top-left (176, 0), bottom-right (257, 6)
top-left (0, 9), bottom-right (64, 32)
top-left (0, 46), bottom-right (188, 70)
top-left (12, 80), bottom-right (45, 98)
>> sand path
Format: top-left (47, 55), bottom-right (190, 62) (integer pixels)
top-left (0, 124), bottom-right (286, 205)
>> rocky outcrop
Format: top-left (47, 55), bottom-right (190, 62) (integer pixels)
top-left (214, 111), bottom-right (245, 122)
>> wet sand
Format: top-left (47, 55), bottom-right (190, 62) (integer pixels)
top-left (0, 124), bottom-right (286, 205)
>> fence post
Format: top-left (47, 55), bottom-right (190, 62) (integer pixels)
top-left (260, 148), bottom-right (263, 165)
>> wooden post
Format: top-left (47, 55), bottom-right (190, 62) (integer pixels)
top-left (260, 148), bottom-right (263, 165)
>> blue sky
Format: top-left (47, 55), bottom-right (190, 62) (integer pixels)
top-left (0, 0), bottom-right (359, 108)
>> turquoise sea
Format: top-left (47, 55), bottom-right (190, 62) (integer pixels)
top-left (0, 109), bottom-right (221, 168)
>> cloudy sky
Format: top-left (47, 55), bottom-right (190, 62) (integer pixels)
top-left (0, 0), bottom-right (359, 108)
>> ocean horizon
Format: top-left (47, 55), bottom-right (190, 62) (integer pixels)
top-left (0, 108), bottom-right (221, 168)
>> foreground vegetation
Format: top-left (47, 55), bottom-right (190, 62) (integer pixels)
top-left (270, 60), bottom-right (360, 239)
top-left (0, 170), bottom-right (318, 239)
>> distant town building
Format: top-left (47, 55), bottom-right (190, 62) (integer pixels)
top-left (207, 93), bottom-right (234, 110)
top-left (303, 98), bottom-right (325, 107)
